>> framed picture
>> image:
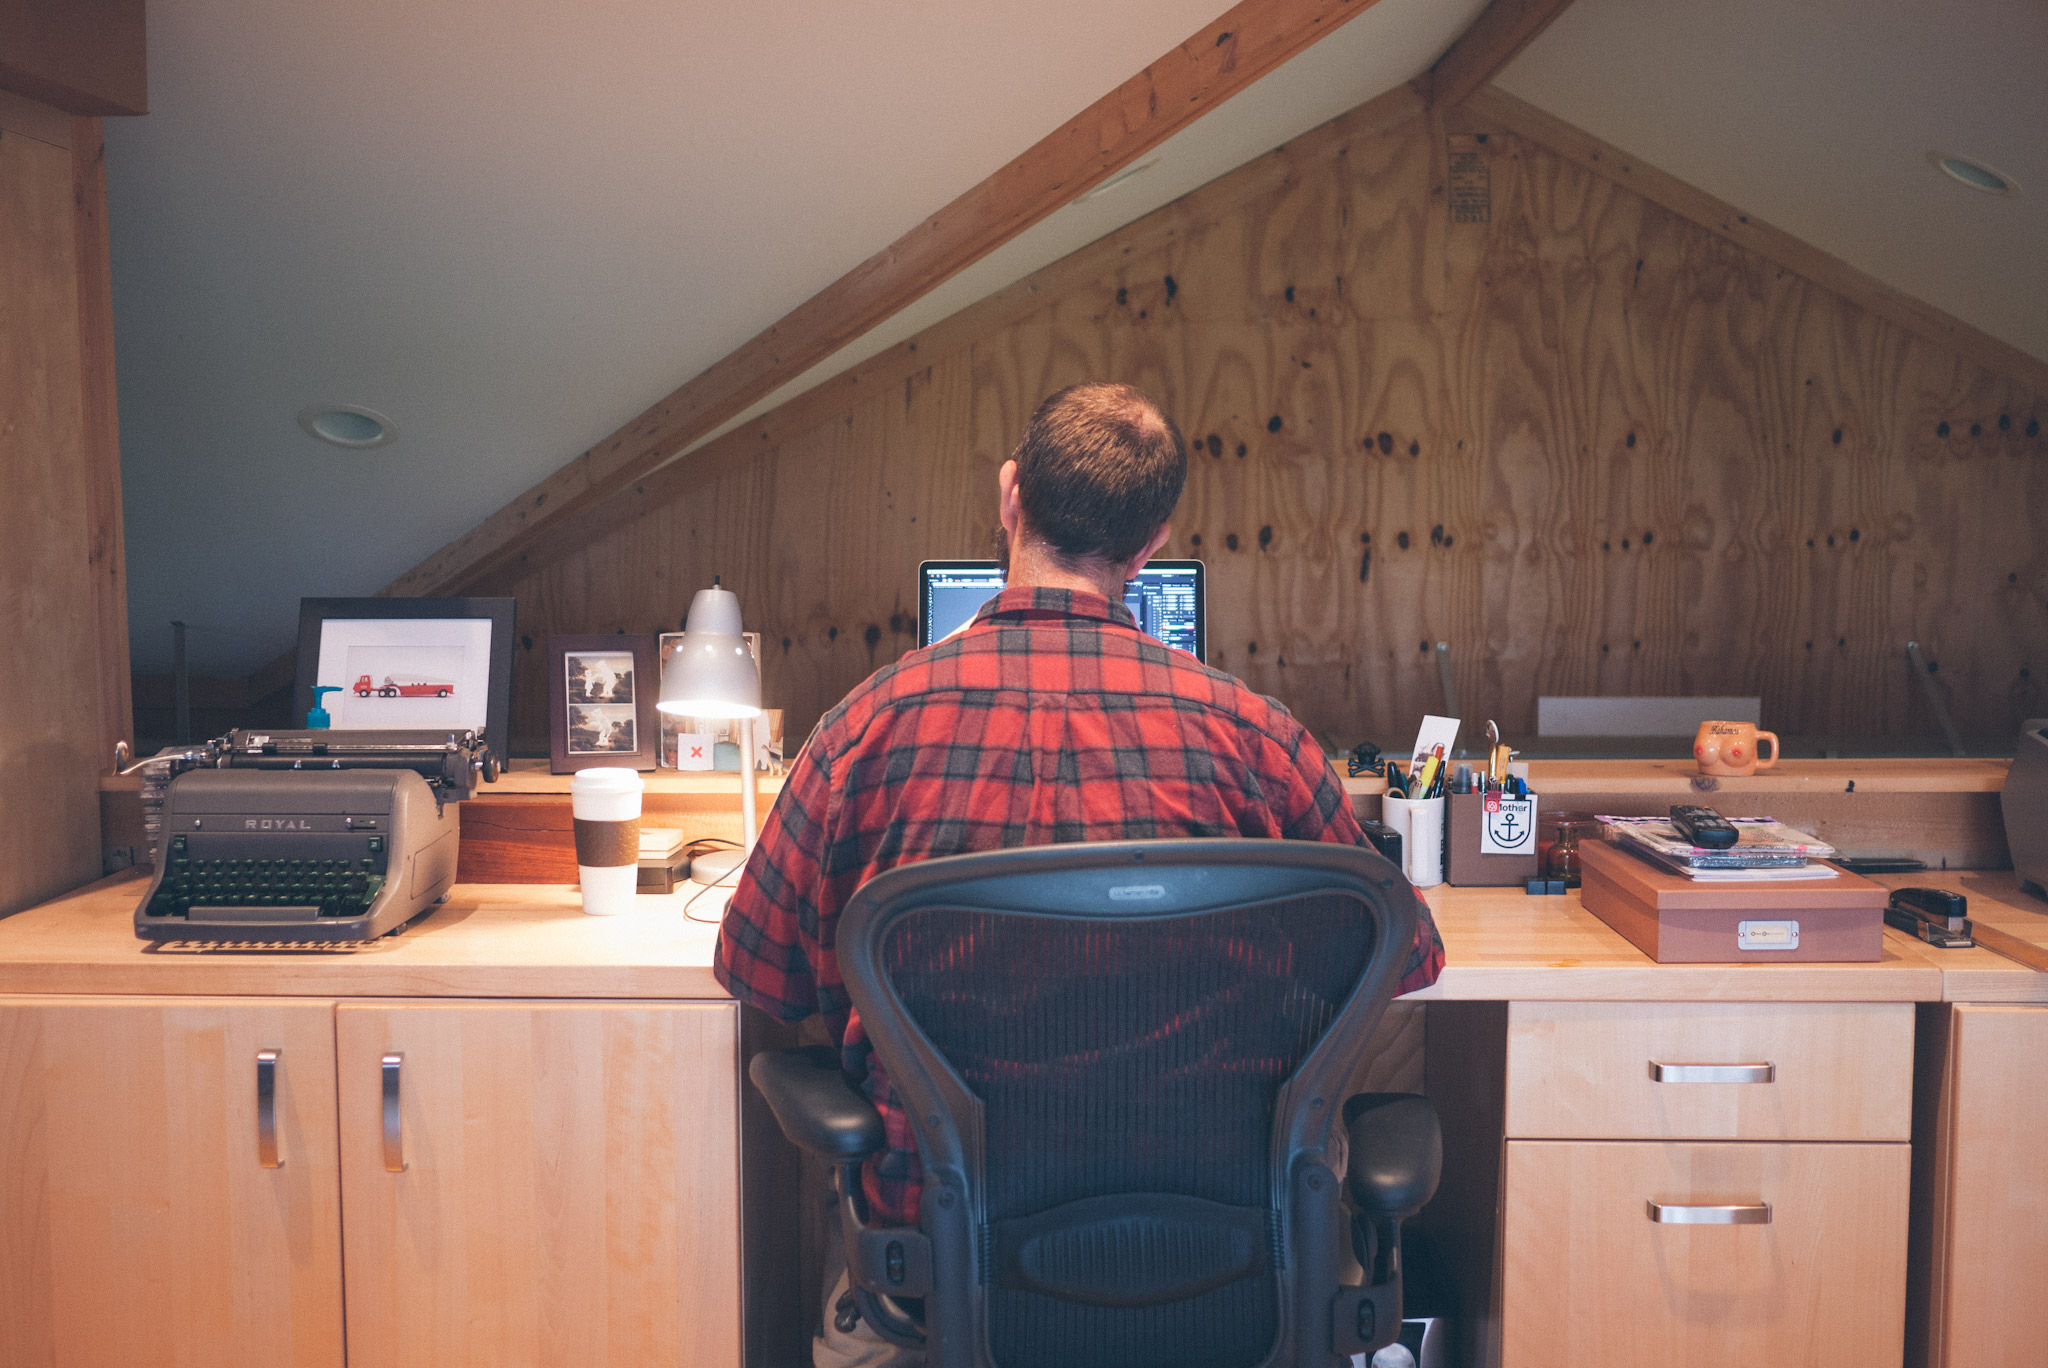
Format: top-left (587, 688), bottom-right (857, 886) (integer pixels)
top-left (294, 597), bottom-right (517, 764)
top-left (548, 634), bottom-right (660, 773)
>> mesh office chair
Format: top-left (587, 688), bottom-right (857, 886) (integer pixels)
top-left (751, 839), bottom-right (1441, 1368)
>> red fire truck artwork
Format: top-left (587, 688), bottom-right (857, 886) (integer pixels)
top-left (353, 674), bottom-right (454, 699)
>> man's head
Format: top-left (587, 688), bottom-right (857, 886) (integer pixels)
top-left (998, 383), bottom-right (1186, 592)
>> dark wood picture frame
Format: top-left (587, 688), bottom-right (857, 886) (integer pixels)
top-left (547, 634), bottom-right (660, 773)
top-left (294, 596), bottom-right (517, 765)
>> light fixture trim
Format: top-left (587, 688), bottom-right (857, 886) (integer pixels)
top-left (298, 403), bottom-right (399, 449)
top-left (1928, 151), bottom-right (2020, 196)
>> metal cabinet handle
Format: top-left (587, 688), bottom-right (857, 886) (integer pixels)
top-left (256, 1049), bottom-right (282, 1169)
top-left (1649, 1062), bottom-right (1775, 1084)
top-left (381, 1052), bottom-right (406, 1173)
top-left (1648, 1201), bottom-right (1771, 1225)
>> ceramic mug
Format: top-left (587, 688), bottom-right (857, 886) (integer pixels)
top-left (1694, 720), bottom-right (1779, 777)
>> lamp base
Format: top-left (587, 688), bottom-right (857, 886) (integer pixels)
top-left (689, 847), bottom-right (748, 886)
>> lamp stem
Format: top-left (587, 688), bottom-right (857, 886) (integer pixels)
top-left (740, 714), bottom-right (758, 856)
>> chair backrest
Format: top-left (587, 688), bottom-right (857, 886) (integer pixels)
top-left (838, 839), bottom-right (1416, 1368)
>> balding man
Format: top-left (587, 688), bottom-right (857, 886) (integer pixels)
top-left (716, 381), bottom-right (1444, 1366)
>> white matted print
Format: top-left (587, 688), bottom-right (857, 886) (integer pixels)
top-left (565, 652), bottom-right (635, 705)
top-left (569, 703), bottom-right (637, 755)
top-left (315, 618), bottom-right (493, 732)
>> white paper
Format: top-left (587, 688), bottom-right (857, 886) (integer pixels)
top-left (671, 731), bottom-right (714, 770)
top-left (1480, 794), bottom-right (1535, 855)
top-left (1408, 714), bottom-right (1461, 774)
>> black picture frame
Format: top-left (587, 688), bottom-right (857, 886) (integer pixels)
top-left (548, 634), bottom-right (661, 773)
top-left (294, 597), bottom-right (517, 766)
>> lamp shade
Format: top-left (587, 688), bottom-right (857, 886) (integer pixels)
top-left (659, 584), bottom-right (761, 718)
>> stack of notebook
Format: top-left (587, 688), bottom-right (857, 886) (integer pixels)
top-left (1598, 815), bottom-right (1839, 881)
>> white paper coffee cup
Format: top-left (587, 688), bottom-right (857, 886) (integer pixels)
top-left (570, 768), bottom-right (643, 915)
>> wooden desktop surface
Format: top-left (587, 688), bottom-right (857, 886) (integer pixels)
top-left (4, 866), bottom-right (2040, 1004)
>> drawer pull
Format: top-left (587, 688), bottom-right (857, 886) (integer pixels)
top-left (256, 1049), bottom-right (282, 1169)
top-left (1649, 1061), bottom-right (1774, 1084)
top-left (381, 1052), bottom-right (406, 1173)
top-left (1648, 1201), bottom-right (1771, 1225)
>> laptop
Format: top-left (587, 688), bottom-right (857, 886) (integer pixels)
top-left (917, 559), bottom-right (1206, 662)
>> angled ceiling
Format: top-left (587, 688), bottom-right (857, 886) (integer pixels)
top-left (109, 0), bottom-right (1486, 675)
top-left (109, 0), bottom-right (2043, 678)
top-left (1495, 0), bottom-right (2048, 367)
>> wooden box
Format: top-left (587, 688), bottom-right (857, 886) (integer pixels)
top-left (1446, 790), bottom-right (1540, 886)
top-left (1578, 839), bottom-right (1886, 963)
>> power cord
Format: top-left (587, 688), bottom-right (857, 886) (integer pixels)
top-left (680, 838), bottom-right (746, 924)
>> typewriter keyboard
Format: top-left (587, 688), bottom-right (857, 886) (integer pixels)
top-left (146, 856), bottom-right (387, 919)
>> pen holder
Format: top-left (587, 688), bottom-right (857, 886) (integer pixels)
top-left (1447, 790), bottom-right (1540, 886)
top-left (1381, 795), bottom-right (1445, 889)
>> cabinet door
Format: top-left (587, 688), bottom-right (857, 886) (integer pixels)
top-left (1923, 1004), bottom-right (2048, 1367)
top-left (1501, 1139), bottom-right (1907, 1367)
top-left (0, 995), bottom-right (344, 1367)
top-left (337, 1000), bottom-right (742, 1368)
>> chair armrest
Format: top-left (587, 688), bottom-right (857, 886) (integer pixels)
top-left (1343, 1093), bottom-right (1442, 1218)
top-left (748, 1046), bottom-right (886, 1161)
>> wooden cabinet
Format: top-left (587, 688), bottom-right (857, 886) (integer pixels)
top-left (0, 995), bottom-right (345, 1367)
top-left (1427, 998), bottom-right (1916, 1368)
top-left (1911, 1003), bottom-right (2048, 1367)
top-left (0, 991), bottom-right (748, 1368)
top-left (335, 1000), bottom-right (743, 1368)
top-left (1501, 1140), bottom-right (1909, 1366)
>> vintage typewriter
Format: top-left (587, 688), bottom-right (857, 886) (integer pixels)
top-left (127, 729), bottom-right (498, 944)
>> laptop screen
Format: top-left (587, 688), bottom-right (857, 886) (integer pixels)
top-left (917, 560), bottom-right (1206, 662)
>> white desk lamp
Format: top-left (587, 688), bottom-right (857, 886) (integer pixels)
top-left (658, 580), bottom-right (761, 885)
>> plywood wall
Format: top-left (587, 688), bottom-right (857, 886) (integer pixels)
top-left (0, 97), bottom-right (130, 915)
top-left (497, 93), bottom-right (2045, 752)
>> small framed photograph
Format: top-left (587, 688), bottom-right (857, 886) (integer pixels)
top-left (548, 635), bottom-right (659, 773)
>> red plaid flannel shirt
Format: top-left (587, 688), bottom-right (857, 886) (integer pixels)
top-left (714, 586), bottom-right (1445, 1224)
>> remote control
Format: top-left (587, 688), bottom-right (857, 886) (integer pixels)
top-left (1669, 805), bottom-right (1739, 850)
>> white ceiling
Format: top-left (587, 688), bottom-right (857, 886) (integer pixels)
top-left (1496, 0), bottom-right (2048, 367)
top-left (109, 0), bottom-right (1485, 676)
top-left (110, 0), bottom-right (2045, 679)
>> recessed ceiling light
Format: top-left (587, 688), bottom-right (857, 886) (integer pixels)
top-left (298, 403), bottom-right (398, 449)
top-left (1079, 158), bottom-right (1161, 202)
top-left (1928, 152), bottom-right (2020, 196)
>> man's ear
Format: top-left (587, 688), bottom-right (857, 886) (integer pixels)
top-left (998, 459), bottom-right (1021, 537)
top-left (1124, 522), bottom-right (1173, 580)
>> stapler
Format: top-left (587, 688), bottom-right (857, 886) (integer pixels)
top-left (1883, 887), bottom-right (1974, 948)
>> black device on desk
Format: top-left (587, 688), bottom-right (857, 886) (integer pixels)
top-left (2004, 718), bottom-right (2048, 898)
top-left (917, 559), bottom-right (1207, 660)
top-left (1884, 887), bottom-right (1974, 948)
top-left (130, 728), bottom-right (495, 943)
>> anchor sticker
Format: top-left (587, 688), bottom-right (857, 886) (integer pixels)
top-left (1482, 797), bottom-right (1535, 855)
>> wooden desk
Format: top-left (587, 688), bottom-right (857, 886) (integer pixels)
top-left (1, 869), bottom-right (2039, 1368)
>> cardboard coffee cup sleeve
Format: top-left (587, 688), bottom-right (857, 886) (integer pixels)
top-left (573, 817), bottom-right (639, 868)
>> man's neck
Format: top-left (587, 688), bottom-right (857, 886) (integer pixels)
top-left (1005, 539), bottom-right (1128, 602)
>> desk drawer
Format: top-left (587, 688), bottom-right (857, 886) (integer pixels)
top-left (1506, 1002), bottom-right (1912, 1140)
top-left (1500, 1140), bottom-right (1908, 1368)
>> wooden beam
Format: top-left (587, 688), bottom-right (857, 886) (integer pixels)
top-left (0, 0), bottom-right (145, 116)
top-left (386, 0), bottom-right (1393, 599)
top-left (469, 81), bottom-right (1430, 592)
top-left (71, 116), bottom-right (132, 772)
top-left (1460, 85), bottom-right (2048, 399)
top-left (1423, 0), bottom-right (1575, 109)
